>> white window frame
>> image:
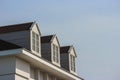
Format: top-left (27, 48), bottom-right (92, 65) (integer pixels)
top-left (53, 44), bottom-right (59, 63)
top-left (32, 31), bottom-right (39, 53)
top-left (70, 54), bottom-right (76, 72)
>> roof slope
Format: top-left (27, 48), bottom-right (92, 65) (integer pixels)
top-left (60, 46), bottom-right (71, 53)
top-left (41, 35), bottom-right (54, 43)
top-left (0, 39), bottom-right (21, 51)
top-left (0, 22), bottom-right (33, 34)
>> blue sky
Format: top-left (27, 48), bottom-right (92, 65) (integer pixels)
top-left (0, 0), bottom-right (120, 80)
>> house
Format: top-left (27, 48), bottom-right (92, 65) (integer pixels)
top-left (0, 21), bottom-right (84, 80)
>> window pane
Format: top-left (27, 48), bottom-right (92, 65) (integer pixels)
top-left (73, 57), bottom-right (75, 72)
top-left (32, 32), bottom-right (35, 38)
top-left (36, 34), bottom-right (39, 40)
top-left (53, 44), bottom-right (54, 61)
top-left (56, 46), bottom-right (59, 63)
top-left (53, 44), bottom-right (59, 63)
top-left (32, 31), bottom-right (39, 53)
top-left (70, 55), bottom-right (75, 72)
top-left (32, 40), bottom-right (35, 51)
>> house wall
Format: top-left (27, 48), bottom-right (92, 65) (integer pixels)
top-left (0, 56), bottom-right (16, 80)
top-left (30, 24), bottom-right (41, 56)
top-left (0, 31), bottom-right (30, 50)
top-left (41, 43), bottom-right (51, 61)
top-left (0, 74), bottom-right (15, 80)
top-left (70, 48), bottom-right (76, 56)
top-left (60, 53), bottom-right (69, 71)
top-left (51, 37), bottom-right (61, 66)
top-left (52, 37), bottom-right (59, 46)
top-left (16, 58), bottom-right (30, 79)
top-left (0, 53), bottom-right (78, 80)
top-left (15, 57), bottom-right (62, 80)
top-left (15, 75), bottom-right (28, 80)
top-left (30, 69), bottom-right (62, 80)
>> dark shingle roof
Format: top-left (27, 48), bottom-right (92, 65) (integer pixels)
top-left (0, 22), bottom-right (33, 34)
top-left (0, 39), bottom-right (21, 51)
top-left (41, 35), bottom-right (54, 43)
top-left (60, 46), bottom-right (71, 53)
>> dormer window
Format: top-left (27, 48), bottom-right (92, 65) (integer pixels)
top-left (53, 44), bottom-right (59, 63)
top-left (70, 55), bottom-right (75, 72)
top-left (41, 35), bottom-right (60, 66)
top-left (32, 31), bottom-right (39, 53)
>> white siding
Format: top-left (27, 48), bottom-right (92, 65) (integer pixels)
top-left (16, 58), bottom-right (30, 78)
top-left (31, 24), bottom-right (40, 34)
top-left (70, 48), bottom-right (76, 56)
top-left (30, 67), bottom-right (36, 80)
top-left (51, 37), bottom-right (60, 66)
top-left (52, 37), bottom-right (59, 46)
top-left (30, 24), bottom-right (41, 56)
top-left (15, 75), bottom-right (28, 80)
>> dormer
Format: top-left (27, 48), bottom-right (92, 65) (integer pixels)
top-left (30, 22), bottom-right (41, 55)
top-left (41, 35), bottom-right (61, 67)
top-left (0, 21), bottom-right (41, 56)
top-left (60, 46), bottom-right (77, 74)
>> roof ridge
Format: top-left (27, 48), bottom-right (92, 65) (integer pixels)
top-left (0, 22), bottom-right (33, 28)
top-left (0, 22), bottom-right (33, 34)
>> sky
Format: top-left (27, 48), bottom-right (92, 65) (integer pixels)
top-left (0, 0), bottom-right (120, 80)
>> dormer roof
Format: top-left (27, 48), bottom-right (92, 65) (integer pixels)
top-left (0, 22), bottom-right (33, 34)
top-left (41, 35), bottom-right (54, 43)
top-left (41, 34), bottom-right (60, 46)
top-left (60, 46), bottom-right (77, 57)
top-left (0, 39), bottom-right (21, 51)
top-left (60, 46), bottom-right (71, 53)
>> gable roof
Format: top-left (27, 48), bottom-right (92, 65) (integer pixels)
top-left (30, 21), bottom-right (41, 35)
top-left (41, 35), bottom-right (54, 43)
top-left (0, 22), bottom-right (33, 34)
top-left (60, 46), bottom-right (71, 53)
top-left (0, 39), bottom-right (21, 51)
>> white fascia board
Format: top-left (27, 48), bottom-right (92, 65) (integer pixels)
top-left (0, 49), bottom-right (83, 80)
top-left (0, 49), bottom-right (23, 56)
top-left (21, 49), bottom-right (83, 80)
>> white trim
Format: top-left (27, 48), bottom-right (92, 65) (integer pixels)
top-left (68, 46), bottom-right (77, 57)
top-left (50, 35), bottom-right (60, 47)
top-left (50, 34), bottom-right (55, 43)
top-left (52, 44), bottom-right (60, 66)
top-left (21, 49), bottom-right (82, 80)
top-left (69, 54), bottom-right (77, 75)
top-left (0, 49), bottom-right (83, 80)
top-left (30, 30), bottom-right (41, 57)
top-left (30, 21), bottom-right (41, 35)
top-left (0, 49), bottom-right (22, 56)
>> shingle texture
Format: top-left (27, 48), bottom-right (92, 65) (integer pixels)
top-left (0, 39), bottom-right (21, 51)
top-left (41, 35), bottom-right (54, 43)
top-left (60, 46), bottom-right (71, 53)
top-left (0, 22), bottom-right (33, 34)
